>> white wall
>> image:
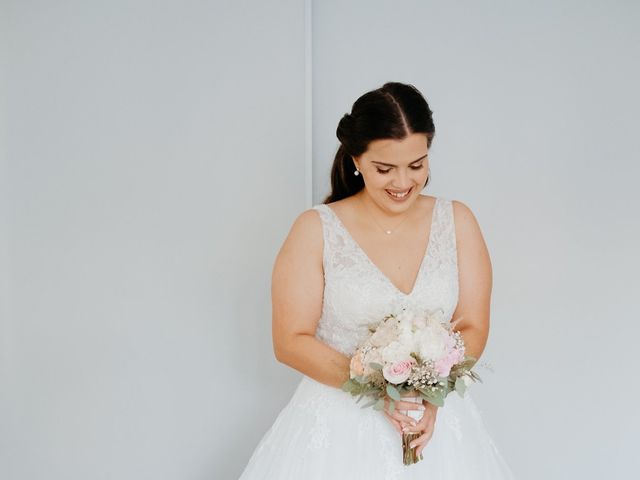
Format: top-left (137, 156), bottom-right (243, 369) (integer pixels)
top-left (0, 1), bottom-right (11, 466)
top-left (312, 1), bottom-right (640, 478)
top-left (4, 1), bottom-right (640, 479)
top-left (1, 1), bottom-right (306, 479)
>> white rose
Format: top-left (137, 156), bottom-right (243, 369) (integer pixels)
top-left (396, 309), bottom-right (415, 328)
top-left (370, 323), bottom-right (397, 347)
top-left (417, 328), bottom-right (446, 360)
top-left (381, 341), bottom-right (412, 364)
top-left (413, 314), bottom-right (427, 330)
top-left (397, 329), bottom-right (417, 353)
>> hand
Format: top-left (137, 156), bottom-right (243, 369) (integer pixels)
top-left (382, 391), bottom-right (426, 435)
top-left (404, 399), bottom-right (439, 458)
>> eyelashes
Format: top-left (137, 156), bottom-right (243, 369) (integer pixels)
top-left (375, 164), bottom-right (425, 175)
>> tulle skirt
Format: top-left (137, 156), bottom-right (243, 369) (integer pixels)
top-left (238, 375), bottom-right (516, 479)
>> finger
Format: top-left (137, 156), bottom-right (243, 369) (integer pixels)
top-left (383, 411), bottom-right (403, 435)
top-left (402, 416), bottom-right (429, 433)
top-left (383, 399), bottom-right (422, 425)
top-left (412, 429), bottom-right (435, 457)
top-left (392, 411), bottom-right (421, 427)
top-left (402, 409), bottom-right (436, 433)
top-left (383, 409), bottom-right (403, 432)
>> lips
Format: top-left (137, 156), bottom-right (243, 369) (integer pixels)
top-left (386, 187), bottom-right (412, 198)
top-left (385, 186), bottom-right (413, 200)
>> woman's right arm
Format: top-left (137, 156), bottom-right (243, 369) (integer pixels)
top-left (271, 209), bottom-right (425, 432)
top-left (271, 209), bottom-right (351, 389)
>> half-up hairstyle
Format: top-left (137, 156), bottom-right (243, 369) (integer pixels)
top-left (323, 82), bottom-right (435, 204)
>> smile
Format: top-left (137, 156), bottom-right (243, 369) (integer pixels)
top-left (385, 186), bottom-right (413, 200)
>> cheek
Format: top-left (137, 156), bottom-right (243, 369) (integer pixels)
top-left (365, 173), bottom-right (391, 188)
top-left (415, 169), bottom-right (429, 185)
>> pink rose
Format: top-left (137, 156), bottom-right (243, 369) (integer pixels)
top-left (434, 348), bottom-right (464, 377)
top-left (382, 358), bottom-right (416, 384)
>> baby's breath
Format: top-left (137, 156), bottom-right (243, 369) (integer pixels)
top-left (406, 360), bottom-right (440, 390)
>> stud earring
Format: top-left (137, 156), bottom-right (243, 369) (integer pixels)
top-left (354, 169), bottom-right (360, 176)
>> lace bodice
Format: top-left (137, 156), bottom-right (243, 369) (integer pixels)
top-left (311, 196), bottom-right (459, 356)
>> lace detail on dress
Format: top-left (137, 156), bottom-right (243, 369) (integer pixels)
top-left (311, 197), bottom-right (459, 356)
top-left (293, 380), bottom-right (333, 450)
top-left (239, 197), bottom-right (518, 479)
top-left (445, 411), bottom-right (464, 443)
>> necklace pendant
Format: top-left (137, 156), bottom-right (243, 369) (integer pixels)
top-left (385, 230), bottom-right (392, 234)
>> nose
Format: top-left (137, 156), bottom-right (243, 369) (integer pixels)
top-left (392, 168), bottom-right (413, 189)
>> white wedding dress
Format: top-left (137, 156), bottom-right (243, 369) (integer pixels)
top-left (239, 196), bottom-right (516, 479)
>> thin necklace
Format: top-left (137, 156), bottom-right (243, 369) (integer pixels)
top-left (359, 195), bottom-right (415, 235)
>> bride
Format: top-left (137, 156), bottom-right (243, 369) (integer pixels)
top-left (239, 82), bottom-right (515, 478)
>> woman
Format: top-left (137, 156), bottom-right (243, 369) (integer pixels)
top-left (239, 82), bottom-right (515, 478)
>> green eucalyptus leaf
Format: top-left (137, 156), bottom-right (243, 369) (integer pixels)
top-left (424, 395), bottom-right (444, 407)
top-left (455, 377), bottom-right (467, 397)
top-left (417, 388), bottom-right (432, 398)
top-left (341, 379), bottom-right (356, 392)
top-left (386, 384), bottom-right (402, 401)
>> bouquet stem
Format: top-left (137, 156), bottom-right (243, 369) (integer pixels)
top-left (400, 395), bottom-right (424, 465)
top-left (402, 432), bottom-right (422, 465)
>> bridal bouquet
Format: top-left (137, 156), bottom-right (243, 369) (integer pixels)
top-left (341, 307), bottom-right (481, 465)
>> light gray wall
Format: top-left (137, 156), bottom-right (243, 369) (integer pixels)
top-left (4, 1), bottom-right (640, 479)
top-left (312, 1), bottom-right (640, 478)
top-left (0, 1), bottom-right (10, 466)
top-left (1, 1), bottom-right (306, 479)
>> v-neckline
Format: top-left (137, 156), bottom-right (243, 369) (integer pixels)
top-left (324, 197), bottom-right (439, 297)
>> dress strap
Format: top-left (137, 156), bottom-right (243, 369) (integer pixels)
top-left (311, 204), bottom-right (364, 279)
top-left (428, 198), bottom-right (458, 272)
top-left (311, 204), bottom-right (332, 276)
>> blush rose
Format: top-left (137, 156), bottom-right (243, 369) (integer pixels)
top-left (382, 358), bottom-right (416, 384)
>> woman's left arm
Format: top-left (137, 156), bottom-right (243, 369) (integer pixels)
top-left (450, 199), bottom-right (493, 363)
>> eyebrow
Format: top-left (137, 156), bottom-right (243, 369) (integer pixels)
top-left (371, 154), bottom-right (428, 168)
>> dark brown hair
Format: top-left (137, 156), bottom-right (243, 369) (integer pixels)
top-left (322, 82), bottom-right (435, 204)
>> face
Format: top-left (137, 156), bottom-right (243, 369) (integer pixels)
top-left (353, 133), bottom-right (429, 211)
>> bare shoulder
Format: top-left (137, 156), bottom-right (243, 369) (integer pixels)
top-left (451, 198), bottom-right (476, 223)
top-left (285, 207), bottom-right (323, 249)
top-left (451, 199), bottom-right (485, 244)
top-left (273, 207), bottom-right (323, 276)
